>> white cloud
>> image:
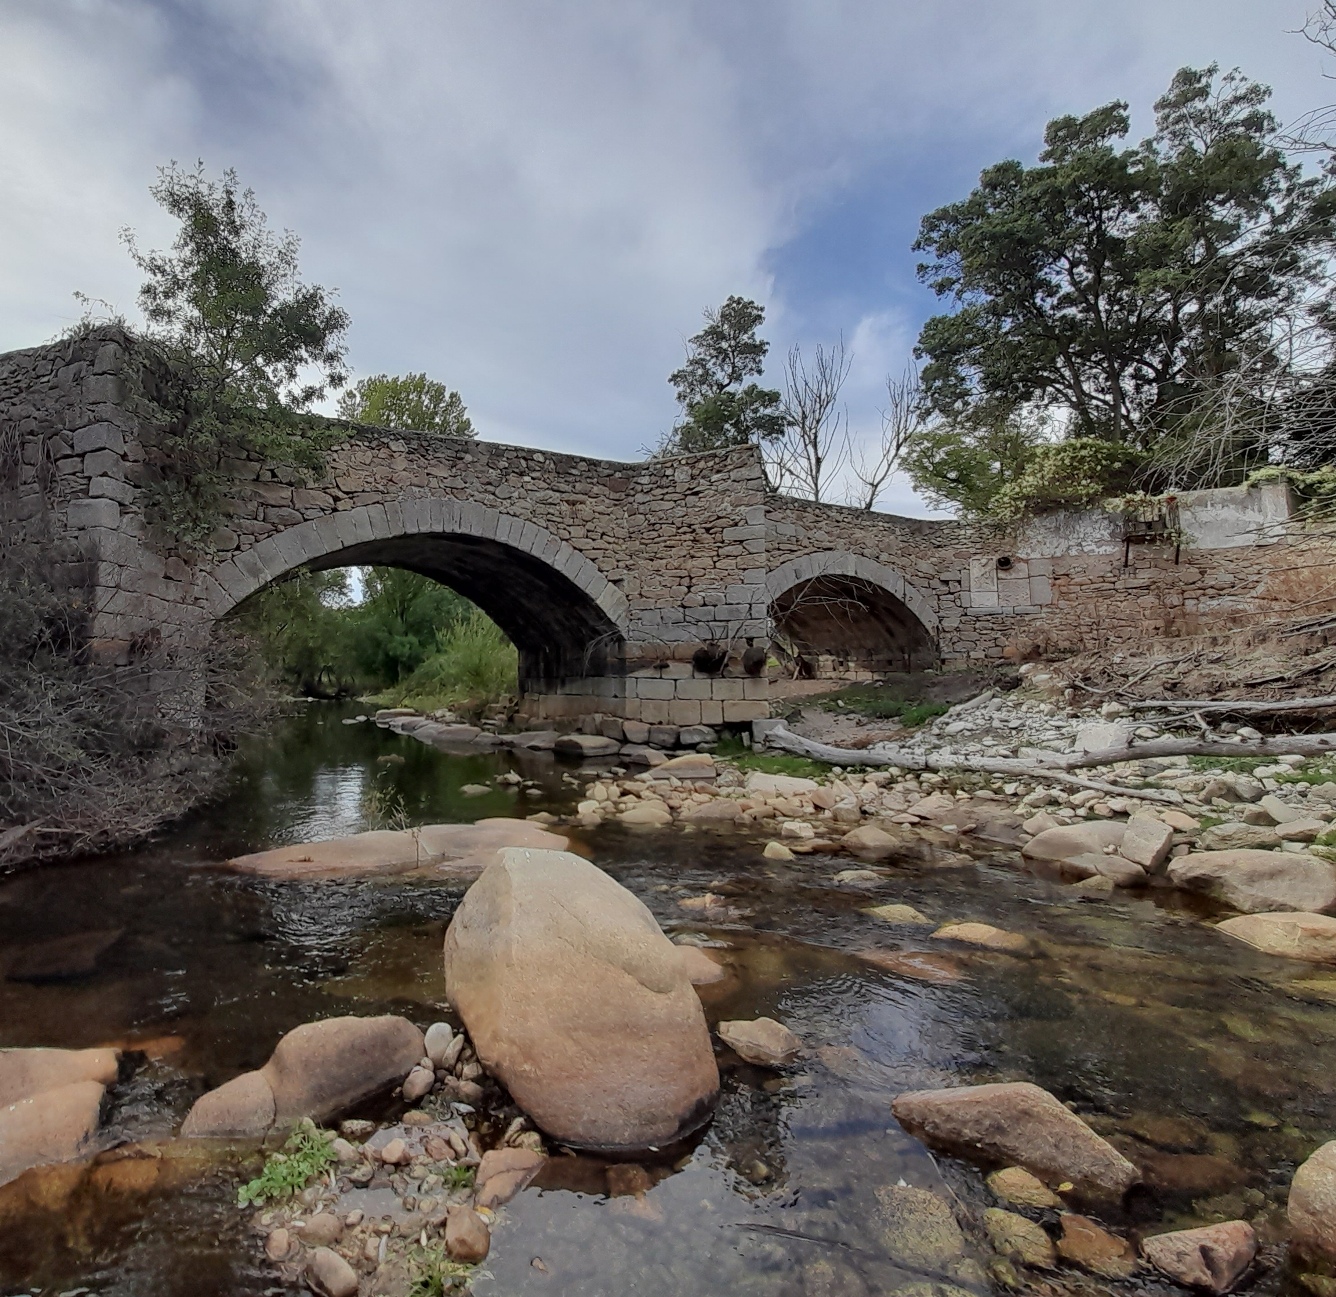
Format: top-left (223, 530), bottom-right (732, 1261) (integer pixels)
top-left (1, 0), bottom-right (1328, 513)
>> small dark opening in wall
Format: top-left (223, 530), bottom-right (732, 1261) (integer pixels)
top-left (996, 555), bottom-right (1013, 571)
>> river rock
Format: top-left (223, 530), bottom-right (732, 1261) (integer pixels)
top-left (0, 1079), bottom-right (106, 1187)
top-left (622, 720), bottom-right (650, 745)
top-left (1167, 850), bottom-right (1336, 913)
top-left (619, 744), bottom-right (668, 767)
top-left (424, 1023), bottom-right (455, 1066)
top-left (5, 929), bottom-right (124, 982)
top-left (1141, 1220), bottom-right (1257, 1293)
top-left (1199, 823), bottom-right (1281, 851)
top-left (443, 848), bottom-right (719, 1151)
top-left (475, 1147), bottom-right (546, 1208)
top-left (307, 1246), bottom-right (358, 1297)
top-left (181, 1015), bottom-right (424, 1137)
top-left (1063, 853), bottom-right (1148, 887)
top-left (1216, 912), bottom-right (1336, 963)
top-left (678, 725), bottom-right (717, 747)
top-left (675, 946), bottom-right (726, 985)
top-left (446, 1205), bottom-right (491, 1262)
top-left (680, 799), bottom-right (743, 824)
top-left (1290, 1139), bottom-right (1336, 1262)
top-left (865, 903), bottom-right (931, 925)
top-left (986, 1166), bottom-right (1061, 1208)
top-left (298, 1212), bottom-right (343, 1246)
top-left (1056, 1214), bottom-right (1136, 1278)
top-left (841, 825), bottom-right (906, 862)
top-left (1278, 819), bottom-right (1326, 843)
top-left (891, 1081), bottom-right (1139, 1201)
top-left (872, 1184), bottom-right (984, 1286)
top-left (402, 1066), bottom-right (435, 1102)
top-left (1022, 822), bottom-right (1126, 864)
top-left (0, 1046), bottom-right (119, 1108)
top-left (1120, 814), bottom-right (1175, 869)
top-left (620, 803), bottom-right (672, 826)
top-left (226, 819), bottom-right (568, 881)
top-left (763, 840), bottom-right (794, 860)
top-left (555, 733), bottom-right (621, 758)
top-left (644, 753), bottom-right (716, 781)
top-left (717, 1018), bottom-right (802, 1066)
top-left (746, 772), bottom-right (819, 797)
top-left (984, 1207), bottom-right (1056, 1268)
top-left (931, 922), bottom-right (1029, 952)
top-left (1260, 795), bottom-right (1304, 824)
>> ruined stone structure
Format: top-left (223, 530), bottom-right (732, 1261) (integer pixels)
top-left (1, 329), bottom-right (1325, 724)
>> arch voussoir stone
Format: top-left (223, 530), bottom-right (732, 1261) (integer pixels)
top-left (766, 549), bottom-right (938, 636)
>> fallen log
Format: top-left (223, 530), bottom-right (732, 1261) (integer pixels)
top-left (762, 723), bottom-right (1336, 802)
top-left (762, 724), bottom-right (1182, 803)
top-left (1128, 694), bottom-right (1336, 714)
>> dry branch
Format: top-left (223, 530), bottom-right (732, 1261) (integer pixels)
top-left (762, 722), bottom-right (1336, 802)
top-left (1128, 694), bottom-right (1336, 714)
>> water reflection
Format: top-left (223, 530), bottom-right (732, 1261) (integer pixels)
top-left (0, 702), bottom-right (1333, 1294)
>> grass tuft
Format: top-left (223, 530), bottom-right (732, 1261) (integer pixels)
top-left (407, 1241), bottom-right (477, 1296)
top-left (236, 1119), bottom-right (337, 1207)
top-left (812, 685), bottom-right (949, 727)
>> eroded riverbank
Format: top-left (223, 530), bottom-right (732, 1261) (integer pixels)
top-left (1, 702), bottom-right (1335, 1296)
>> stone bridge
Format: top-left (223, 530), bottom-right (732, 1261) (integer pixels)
top-left (0, 329), bottom-right (1315, 725)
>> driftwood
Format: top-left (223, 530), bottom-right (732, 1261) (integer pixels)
top-left (1128, 694), bottom-right (1336, 714)
top-left (762, 723), bottom-right (1336, 804)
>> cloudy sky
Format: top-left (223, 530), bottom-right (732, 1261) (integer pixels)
top-left (2, 1), bottom-right (1330, 514)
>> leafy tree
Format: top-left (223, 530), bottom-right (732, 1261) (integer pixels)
top-left (338, 372), bottom-right (475, 437)
top-left (661, 296), bottom-right (785, 454)
top-left (228, 569), bottom-right (356, 696)
top-left (122, 163), bottom-right (351, 545)
top-left (346, 569), bottom-right (473, 684)
top-left (901, 411), bottom-right (1046, 515)
top-left (913, 66), bottom-right (1334, 458)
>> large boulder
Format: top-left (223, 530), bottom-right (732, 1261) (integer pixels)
top-left (1120, 814), bottom-right (1175, 870)
top-left (1167, 850), bottom-right (1336, 914)
top-left (0, 1047), bottom-right (118, 1109)
top-left (1141, 1221), bottom-right (1257, 1294)
top-left (745, 772), bottom-right (818, 797)
top-left (892, 1081), bottom-right (1139, 1202)
top-left (443, 848), bottom-right (719, 1152)
top-left (0, 1080), bottom-right (106, 1187)
top-left (1290, 1139), bottom-right (1336, 1263)
top-left (226, 819), bottom-right (568, 881)
top-left (1022, 822), bottom-right (1126, 863)
top-left (1216, 912), bottom-right (1336, 964)
top-left (181, 1015), bottom-right (424, 1137)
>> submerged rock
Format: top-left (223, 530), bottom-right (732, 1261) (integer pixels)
top-left (891, 1081), bottom-right (1139, 1201)
top-left (475, 1146), bottom-right (546, 1209)
top-left (986, 1166), bottom-right (1061, 1208)
top-left (931, 922), bottom-right (1029, 952)
top-left (443, 848), bottom-right (719, 1151)
top-left (226, 819), bottom-right (568, 881)
top-left (1056, 1214), bottom-right (1136, 1279)
top-left (1167, 850), bottom-right (1336, 914)
top-left (4, 929), bottom-right (124, 982)
top-left (1022, 822), bottom-right (1126, 864)
top-left (181, 1015), bottom-right (424, 1137)
top-left (983, 1207), bottom-right (1056, 1269)
top-left (717, 1018), bottom-right (802, 1066)
top-left (1216, 912), bottom-right (1336, 964)
top-left (1141, 1220), bottom-right (1257, 1294)
top-left (872, 1184), bottom-right (985, 1286)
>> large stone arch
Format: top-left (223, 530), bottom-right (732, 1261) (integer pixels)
top-left (766, 550), bottom-right (938, 676)
top-left (199, 499), bottom-right (629, 691)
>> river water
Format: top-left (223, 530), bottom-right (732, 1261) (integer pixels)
top-left (1, 703), bottom-right (1334, 1295)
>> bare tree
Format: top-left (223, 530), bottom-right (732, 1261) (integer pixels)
top-left (847, 366), bottom-right (924, 510)
top-left (768, 340), bottom-right (852, 503)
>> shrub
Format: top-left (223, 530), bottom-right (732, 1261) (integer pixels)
top-left (988, 438), bottom-right (1144, 520)
top-left (375, 610), bottom-right (517, 712)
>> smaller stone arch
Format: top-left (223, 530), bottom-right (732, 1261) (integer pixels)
top-left (766, 550), bottom-right (938, 677)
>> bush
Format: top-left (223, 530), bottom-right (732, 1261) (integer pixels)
top-left (988, 438), bottom-right (1143, 520)
top-left (374, 610), bottom-right (517, 712)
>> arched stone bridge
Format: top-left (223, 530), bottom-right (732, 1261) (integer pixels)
top-left (2, 329), bottom-right (1305, 725)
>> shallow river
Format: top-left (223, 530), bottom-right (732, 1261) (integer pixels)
top-left (2, 704), bottom-right (1334, 1296)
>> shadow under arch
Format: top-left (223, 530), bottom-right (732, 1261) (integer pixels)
top-left (766, 550), bottom-right (938, 676)
top-left (200, 500), bottom-right (627, 692)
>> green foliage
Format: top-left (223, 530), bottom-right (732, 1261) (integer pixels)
top-left (236, 1120), bottom-right (336, 1207)
top-left (815, 686), bottom-right (950, 726)
top-left (1247, 465), bottom-right (1336, 507)
top-left (914, 65), bottom-right (1333, 462)
top-left (988, 438), bottom-right (1144, 520)
top-left (228, 568), bottom-right (355, 696)
top-left (123, 163), bottom-right (350, 545)
top-left (406, 1242), bottom-right (476, 1297)
top-left (440, 1164), bottom-right (476, 1191)
top-left (349, 569), bottom-right (473, 685)
top-left (374, 609), bottom-right (518, 712)
top-left (338, 373), bottom-right (475, 438)
top-left (662, 296), bottom-right (785, 454)
top-left (900, 411), bottom-right (1045, 515)
top-left (713, 736), bottom-right (828, 780)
